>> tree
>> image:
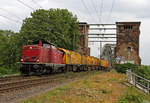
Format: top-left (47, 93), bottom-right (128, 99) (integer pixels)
top-left (0, 30), bottom-right (21, 72)
top-left (0, 30), bottom-right (10, 66)
top-left (20, 9), bottom-right (80, 50)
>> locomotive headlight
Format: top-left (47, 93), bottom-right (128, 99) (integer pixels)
top-left (37, 58), bottom-right (40, 62)
top-left (21, 59), bottom-right (23, 62)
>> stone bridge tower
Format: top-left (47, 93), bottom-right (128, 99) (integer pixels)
top-left (115, 22), bottom-right (141, 65)
top-left (78, 22), bottom-right (90, 55)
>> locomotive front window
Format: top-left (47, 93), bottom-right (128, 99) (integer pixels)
top-left (33, 44), bottom-right (39, 46)
top-left (23, 46), bottom-right (40, 49)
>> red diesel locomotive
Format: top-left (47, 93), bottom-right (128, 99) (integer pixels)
top-left (20, 41), bottom-right (65, 75)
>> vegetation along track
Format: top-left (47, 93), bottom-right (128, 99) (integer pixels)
top-left (0, 71), bottom-right (102, 95)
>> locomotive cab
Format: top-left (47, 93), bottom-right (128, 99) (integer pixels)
top-left (21, 42), bottom-right (41, 63)
top-left (21, 41), bottom-right (51, 63)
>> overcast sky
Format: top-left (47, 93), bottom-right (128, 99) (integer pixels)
top-left (0, 0), bottom-right (149, 65)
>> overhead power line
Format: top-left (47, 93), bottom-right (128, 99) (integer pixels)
top-left (90, 0), bottom-right (101, 23)
top-left (0, 21), bottom-right (10, 27)
top-left (0, 21), bottom-right (17, 31)
top-left (81, 0), bottom-right (94, 21)
top-left (99, 0), bottom-right (104, 23)
top-left (31, 0), bottom-right (43, 9)
top-left (0, 14), bottom-right (21, 24)
top-left (17, 0), bottom-right (35, 11)
top-left (107, 0), bottom-right (116, 22)
top-left (0, 8), bottom-right (22, 20)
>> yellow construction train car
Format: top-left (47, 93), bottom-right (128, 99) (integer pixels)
top-left (81, 55), bottom-right (86, 65)
top-left (101, 60), bottom-right (109, 69)
top-left (58, 48), bottom-right (109, 71)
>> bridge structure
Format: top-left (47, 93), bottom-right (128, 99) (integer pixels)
top-left (88, 24), bottom-right (117, 67)
top-left (79, 22), bottom-right (141, 66)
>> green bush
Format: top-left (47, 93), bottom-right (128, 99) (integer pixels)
top-left (0, 65), bottom-right (19, 77)
top-left (0, 67), bottom-right (8, 76)
top-left (135, 65), bottom-right (150, 80)
top-left (114, 63), bottom-right (138, 73)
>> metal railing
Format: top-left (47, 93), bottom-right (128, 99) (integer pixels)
top-left (126, 70), bottom-right (150, 94)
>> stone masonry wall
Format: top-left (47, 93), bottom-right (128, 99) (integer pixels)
top-left (78, 22), bottom-right (90, 55)
top-left (115, 22), bottom-right (141, 65)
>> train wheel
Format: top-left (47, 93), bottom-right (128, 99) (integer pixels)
top-left (35, 67), bottom-right (44, 76)
top-left (20, 65), bottom-right (31, 76)
top-left (72, 65), bottom-right (77, 72)
top-left (61, 67), bottom-right (67, 73)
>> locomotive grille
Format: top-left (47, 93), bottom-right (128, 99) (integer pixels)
top-left (32, 56), bottom-right (36, 61)
top-left (25, 56), bottom-right (29, 60)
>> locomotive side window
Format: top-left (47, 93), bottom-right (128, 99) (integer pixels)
top-left (52, 45), bottom-right (56, 49)
top-left (43, 43), bottom-right (50, 48)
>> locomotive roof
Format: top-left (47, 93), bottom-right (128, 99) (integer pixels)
top-left (32, 40), bottom-right (55, 46)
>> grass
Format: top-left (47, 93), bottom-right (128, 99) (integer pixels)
top-left (118, 86), bottom-right (150, 103)
top-left (23, 70), bottom-right (150, 103)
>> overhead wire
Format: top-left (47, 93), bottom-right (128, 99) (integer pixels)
top-left (72, 10), bottom-right (86, 22)
top-left (0, 21), bottom-right (10, 27)
top-left (31, 0), bottom-right (43, 9)
top-left (0, 8), bottom-right (22, 20)
top-left (99, 0), bottom-right (104, 24)
top-left (0, 14), bottom-right (21, 24)
top-left (81, 0), bottom-right (95, 22)
top-left (107, 0), bottom-right (116, 23)
top-left (17, 0), bottom-right (35, 11)
top-left (90, 0), bottom-right (101, 23)
top-left (0, 20), bottom-right (17, 31)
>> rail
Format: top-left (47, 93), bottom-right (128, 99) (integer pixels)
top-left (126, 70), bottom-right (150, 94)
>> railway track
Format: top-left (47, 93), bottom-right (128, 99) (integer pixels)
top-left (0, 74), bottom-right (63, 84)
top-left (0, 71), bottom-right (103, 103)
top-left (0, 75), bottom-right (26, 83)
top-left (0, 77), bottom-right (59, 94)
top-left (0, 71), bottom-right (102, 95)
top-left (0, 72), bottom-right (84, 95)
